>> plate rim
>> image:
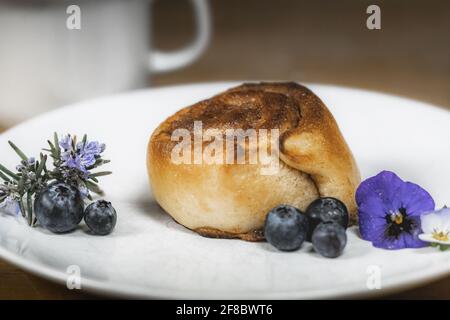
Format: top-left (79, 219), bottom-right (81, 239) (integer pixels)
top-left (1, 239), bottom-right (450, 299)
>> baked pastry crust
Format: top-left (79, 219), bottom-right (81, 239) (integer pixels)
top-left (147, 82), bottom-right (360, 241)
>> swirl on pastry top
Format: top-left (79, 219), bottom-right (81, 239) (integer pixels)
top-left (152, 86), bottom-right (301, 144)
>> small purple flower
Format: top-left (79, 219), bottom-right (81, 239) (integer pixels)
top-left (16, 157), bottom-right (35, 172)
top-left (356, 171), bottom-right (435, 249)
top-left (59, 135), bottom-right (105, 175)
top-left (81, 153), bottom-right (96, 168)
top-left (61, 152), bottom-right (85, 173)
top-left (59, 135), bottom-right (73, 151)
top-left (78, 141), bottom-right (105, 157)
top-left (0, 196), bottom-right (20, 216)
top-left (27, 157), bottom-right (35, 166)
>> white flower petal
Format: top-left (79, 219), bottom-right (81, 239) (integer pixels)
top-left (419, 233), bottom-right (450, 245)
top-left (437, 208), bottom-right (450, 232)
top-left (421, 212), bottom-right (444, 234)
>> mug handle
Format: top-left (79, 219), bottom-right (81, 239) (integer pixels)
top-left (149, 0), bottom-right (211, 73)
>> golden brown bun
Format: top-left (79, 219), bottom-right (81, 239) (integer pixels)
top-left (147, 82), bottom-right (360, 241)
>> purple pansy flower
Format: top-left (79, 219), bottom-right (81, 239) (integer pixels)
top-left (356, 171), bottom-right (435, 249)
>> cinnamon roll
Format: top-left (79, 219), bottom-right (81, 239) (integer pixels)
top-left (147, 82), bottom-right (360, 241)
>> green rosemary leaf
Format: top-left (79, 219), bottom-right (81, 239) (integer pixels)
top-left (8, 141), bottom-right (28, 161)
top-left (72, 135), bottom-right (77, 150)
top-left (90, 171), bottom-right (112, 178)
top-left (47, 140), bottom-right (55, 150)
top-left (85, 180), bottom-right (104, 195)
top-left (90, 177), bottom-right (99, 183)
top-left (32, 217), bottom-right (37, 227)
top-left (0, 169), bottom-right (11, 182)
top-left (53, 132), bottom-right (61, 158)
top-left (26, 192), bottom-right (33, 226)
top-left (0, 164), bottom-right (19, 180)
top-left (85, 180), bottom-right (100, 189)
top-left (36, 154), bottom-right (47, 177)
top-left (18, 198), bottom-right (26, 218)
top-left (18, 174), bottom-right (25, 194)
top-left (46, 141), bottom-right (58, 160)
top-left (86, 159), bottom-right (110, 170)
top-left (82, 134), bottom-right (87, 145)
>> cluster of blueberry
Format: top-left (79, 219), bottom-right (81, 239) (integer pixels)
top-left (34, 182), bottom-right (117, 235)
top-left (264, 198), bottom-right (348, 258)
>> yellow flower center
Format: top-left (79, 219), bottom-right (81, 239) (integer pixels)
top-left (390, 213), bottom-right (403, 225)
top-left (432, 229), bottom-right (449, 242)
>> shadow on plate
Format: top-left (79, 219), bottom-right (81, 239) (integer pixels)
top-left (132, 186), bottom-right (196, 237)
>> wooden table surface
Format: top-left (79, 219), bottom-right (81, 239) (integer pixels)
top-left (0, 0), bottom-right (448, 299)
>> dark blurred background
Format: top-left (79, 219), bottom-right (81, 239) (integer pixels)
top-left (152, 0), bottom-right (449, 108)
top-left (0, 0), bottom-right (449, 299)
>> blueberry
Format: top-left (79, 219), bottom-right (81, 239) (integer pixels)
top-left (264, 205), bottom-right (309, 251)
top-left (312, 222), bottom-right (347, 258)
top-left (34, 182), bottom-right (84, 233)
top-left (84, 200), bottom-right (117, 235)
top-left (305, 197), bottom-right (348, 241)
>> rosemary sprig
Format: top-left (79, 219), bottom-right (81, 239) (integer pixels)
top-left (0, 132), bottom-right (111, 226)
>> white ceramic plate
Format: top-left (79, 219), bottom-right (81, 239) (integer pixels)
top-left (0, 82), bottom-right (449, 299)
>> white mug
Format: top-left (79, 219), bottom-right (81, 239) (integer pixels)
top-left (0, 0), bottom-right (211, 125)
